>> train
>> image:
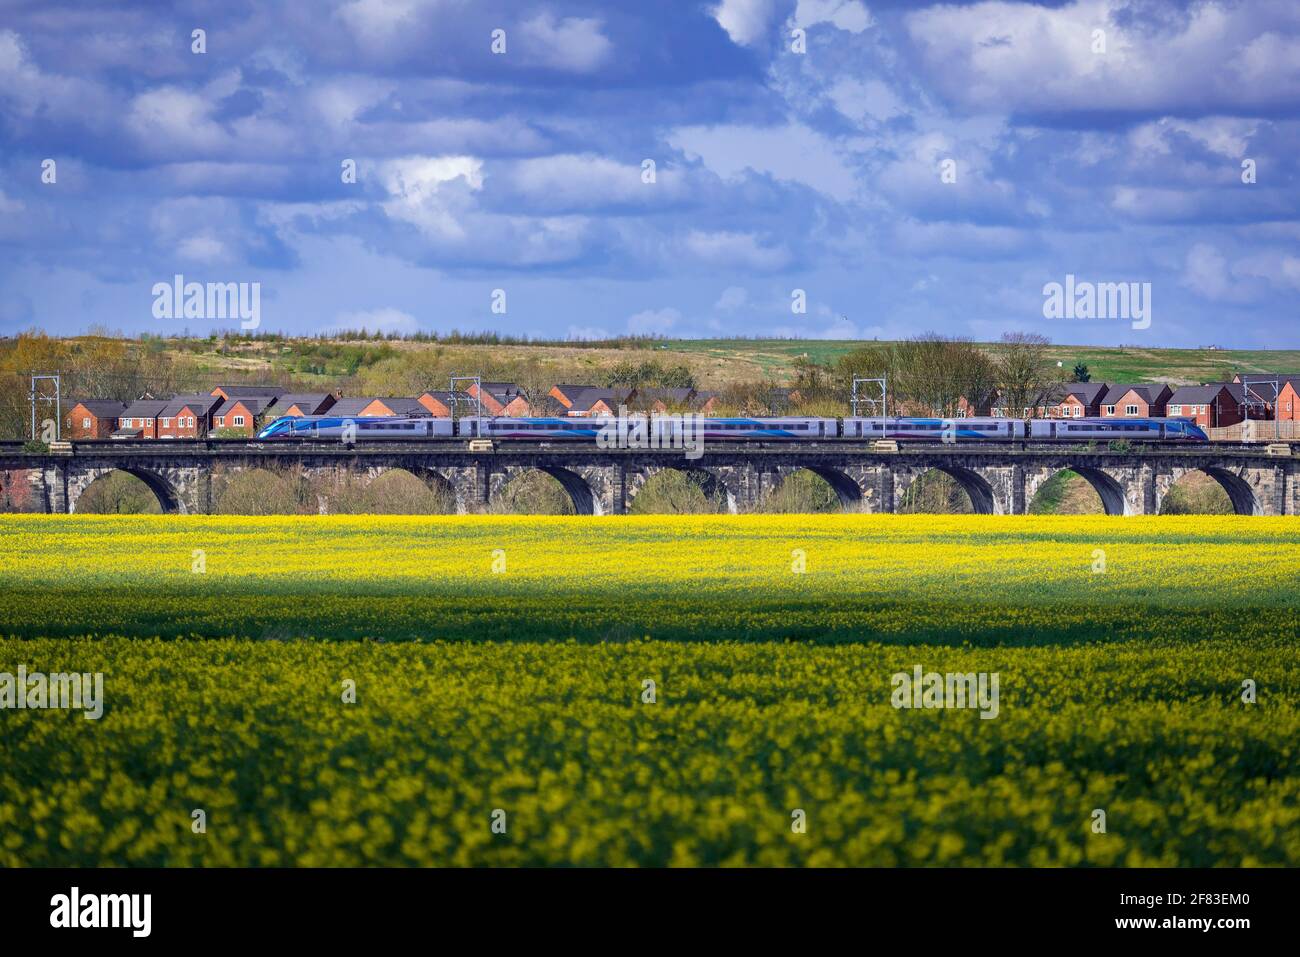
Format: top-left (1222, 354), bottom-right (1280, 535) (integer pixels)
top-left (255, 414), bottom-right (1210, 443)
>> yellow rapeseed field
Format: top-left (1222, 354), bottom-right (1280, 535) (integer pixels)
top-left (0, 514), bottom-right (1297, 866)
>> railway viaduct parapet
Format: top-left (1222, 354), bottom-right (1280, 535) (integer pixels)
top-left (0, 442), bottom-right (1295, 516)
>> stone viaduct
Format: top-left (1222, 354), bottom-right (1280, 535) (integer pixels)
top-left (1, 440), bottom-right (1296, 516)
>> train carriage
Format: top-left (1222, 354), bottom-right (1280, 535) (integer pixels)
top-left (256, 415), bottom-right (454, 440)
top-left (1027, 417), bottom-right (1208, 442)
top-left (256, 413), bottom-right (1209, 444)
top-left (842, 417), bottom-right (1027, 440)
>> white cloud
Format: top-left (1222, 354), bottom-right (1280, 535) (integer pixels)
top-left (520, 13), bottom-right (613, 72)
top-left (334, 307), bottom-right (420, 333)
top-left (1129, 117), bottom-right (1259, 160)
top-left (626, 307), bottom-right (680, 334)
top-left (793, 0), bottom-right (874, 34)
top-left (668, 122), bottom-right (858, 201)
top-left (906, 0), bottom-right (1300, 114)
top-left (337, 0), bottom-right (431, 50)
top-left (684, 231), bottom-right (790, 271)
top-left (567, 324), bottom-right (611, 340)
top-left (502, 154), bottom-right (683, 209)
top-left (177, 235), bottom-right (228, 263)
top-left (714, 286), bottom-right (749, 310)
top-left (380, 155), bottom-right (483, 239)
top-left (828, 78), bottom-right (905, 124)
top-left (1182, 243), bottom-right (1237, 300)
top-left (127, 87), bottom-right (226, 152)
top-left (711, 0), bottom-right (777, 47)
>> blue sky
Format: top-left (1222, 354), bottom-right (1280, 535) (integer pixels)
top-left (1, 0), bottom-right (1298, 346)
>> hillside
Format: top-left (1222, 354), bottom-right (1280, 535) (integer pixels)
top-left (149, 337), bottom-right (1300, 391)
top-left (662, 339), bottom-right (1300, 386)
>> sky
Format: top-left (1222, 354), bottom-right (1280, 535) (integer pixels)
top-left (1, 0), bottom-right (1298, 347)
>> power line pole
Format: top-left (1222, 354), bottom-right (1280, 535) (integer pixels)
top-left (851, 376), bottom-right (887, 417)
top-left (29, 372), bottom-right (62, 442)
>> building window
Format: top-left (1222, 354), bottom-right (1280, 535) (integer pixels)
top-left (82, 417), bottom-right (90, 428)
top-left (233, 415), bottom-right (245, 426)
top-left (1104, 405), bottom-right (1115, 415)
top-left (163, 418), bottom-right (171, 427)
top-left (1170, 405), bottom-right (1181, 415)
top-left (1124, 404), bottom-right (1138, 416)
top-left (147, 418), bottom-right (153, 426)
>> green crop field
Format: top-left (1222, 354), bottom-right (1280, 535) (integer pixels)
top-left (2, 514), bottom-right (1298, 866)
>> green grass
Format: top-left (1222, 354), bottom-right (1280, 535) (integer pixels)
top-left (663, 339), bottom-right (1300, 384)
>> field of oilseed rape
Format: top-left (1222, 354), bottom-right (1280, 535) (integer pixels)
top-left (1, 514), bottom-right (1298, 866)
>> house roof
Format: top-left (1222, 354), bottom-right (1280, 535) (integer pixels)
top-left (328, 397), bottom-right (428, 417)
top-left (69, 399), bottom-right (127, 416)
top-left (418, 389), bottom-right (470, 403)
top-left (212, 385), bottom-right (284, 397)
top-left (121, 399), bottom-right (169, 418)
top-left (1101, 383), bottom-right (1171, 405)
top-left (160, 394), bottom-right (223, 417)
top-left (637, 387), bottom-right (695, 404)
top-left (563, 387), bottom-right (632, 413)
top-left (550, 384), bottom-right (598, 406)
top-left (1063, 382), bottom-right (1109, 402)
top-left (214, 396), bottom-right (275, 417)
top-left (265, 393), bottom-right (334, 415)
top-left (1168, 383), bottom-right (1244, 404)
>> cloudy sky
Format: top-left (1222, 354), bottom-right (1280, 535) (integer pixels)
top-left (1, 0), bottom-right (1297, 346)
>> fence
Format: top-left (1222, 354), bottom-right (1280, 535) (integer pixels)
top-left (1206, 420), bottom-right (1300, 442)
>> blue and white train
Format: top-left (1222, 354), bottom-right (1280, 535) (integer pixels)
top-left (257, 413), bottom-right (1209, 443)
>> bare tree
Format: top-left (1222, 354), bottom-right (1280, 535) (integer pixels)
top-left (995, 332), bottom-right (1059, 417)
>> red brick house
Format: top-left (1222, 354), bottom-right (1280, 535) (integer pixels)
top-left (957, 392), bottom-right (999, 417)
top-left (328, 397), bottom-right (429, 418)
top-left (632, 388), bottom-right (719, 415)
top-left (1167, 384), bottom-right (1248, 428)
top-left (1278, 379), bottom-right (1300, 421)
top-left (556, 386), bottom-right (635, 417)
top-left (210, 385), bottom-right (284, 402)
top-left (468, 382), bottom-right (530, 416)
top-left (416, 391), bottom-right (469, 417)
top-left (1041, 382), bottom-right (1108, 418)
top-left (1100, 384), bottom-right (1172, 418)
top-left (158, 394), bottom-right (222, 439)
top-left (114, 399), bottom-right (169, 439)
top-left (263, 393), bottom-right (337, 418)
top-left (1230, 373), bottom-right (1300, 419)
top-left (65, 399), bottom-right (126, 439)
top-left (212, 397), bottom-right (277, 436)
top-left (549, 384), bottom-right (593, 410)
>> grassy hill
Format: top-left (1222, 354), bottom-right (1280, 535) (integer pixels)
top-left (8, 333), bottom-right (1299, 407)
top-left (133, 336), bottom-right (1300, 389)
top-left (662, 339), bottom-right (1300, 386)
